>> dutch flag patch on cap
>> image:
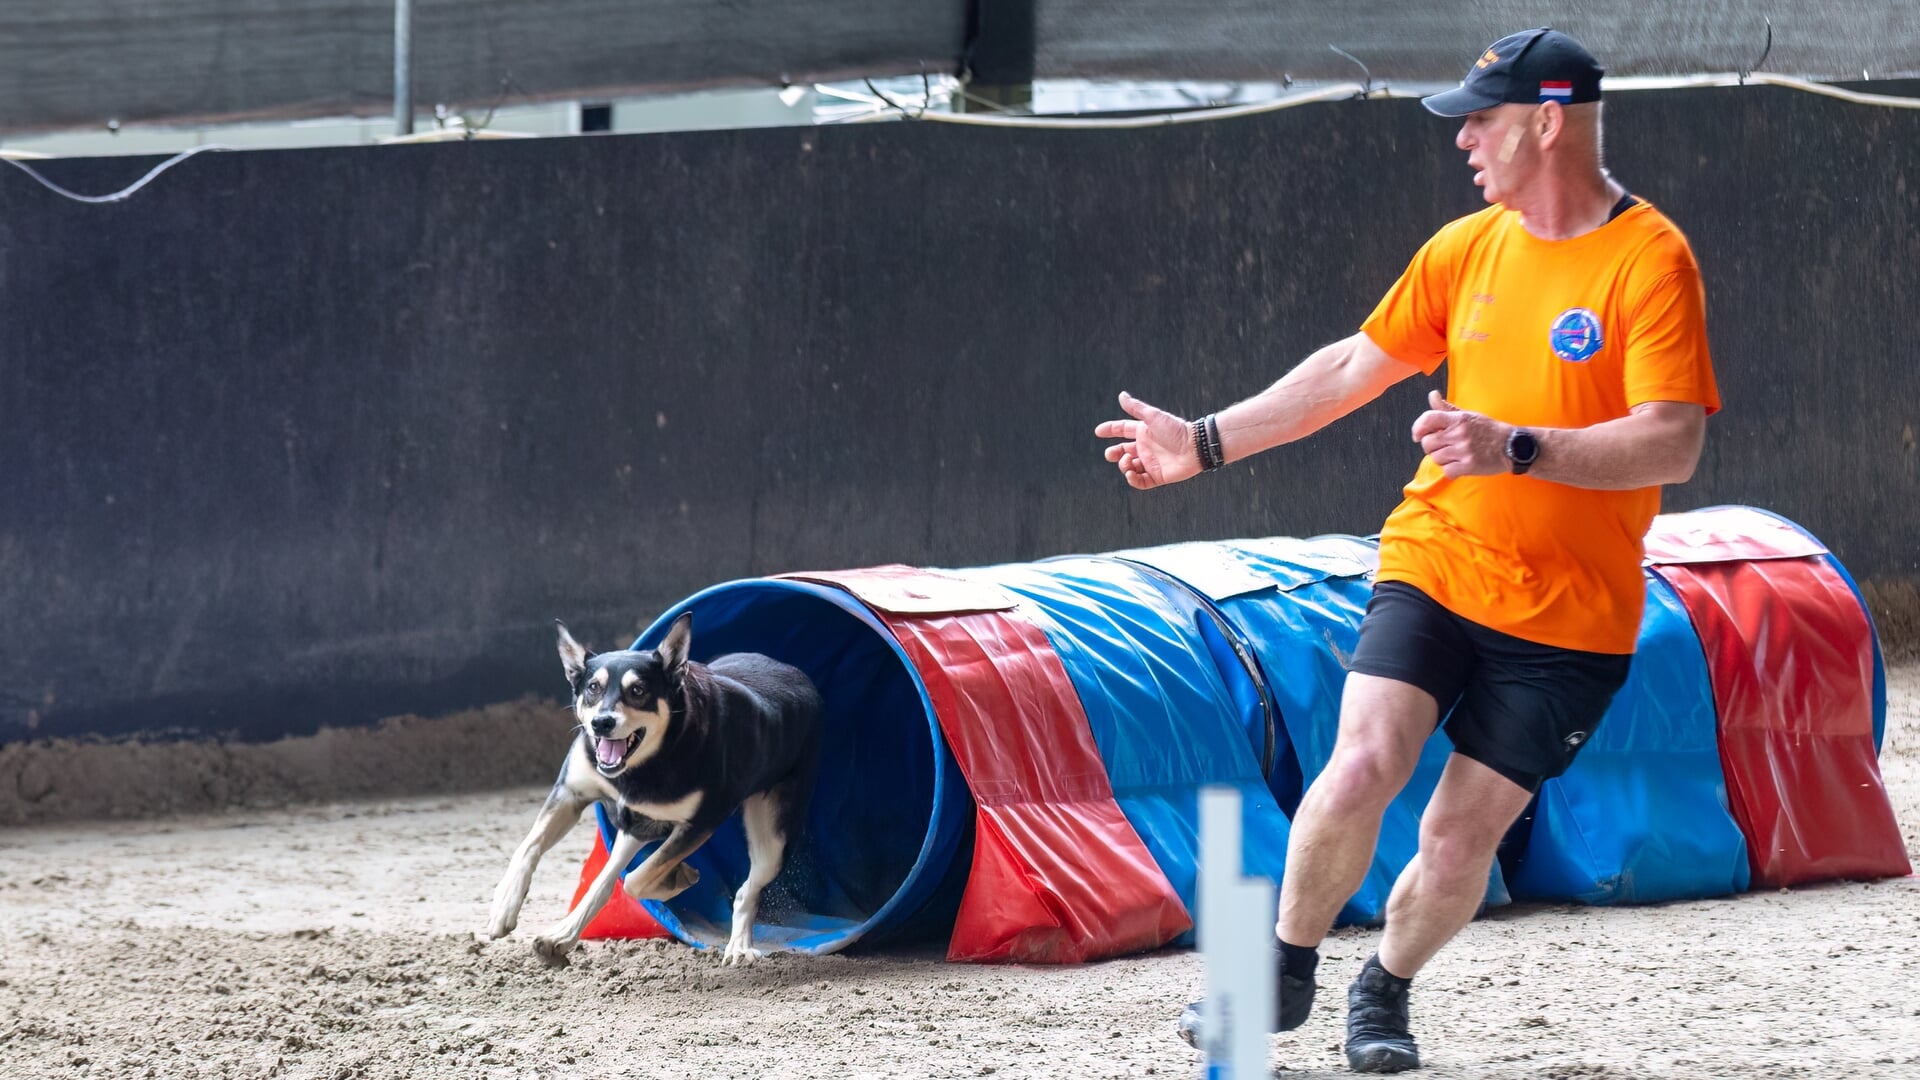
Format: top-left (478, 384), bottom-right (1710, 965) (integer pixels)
top-left (1539, 80), bottom-right (1574, 102)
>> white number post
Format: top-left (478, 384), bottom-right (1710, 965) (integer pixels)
top-left (1198, 785), bottom-right (1275, 1080)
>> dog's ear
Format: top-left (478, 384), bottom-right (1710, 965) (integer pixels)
top-left (555, 620), bottom-right (590, 685)
top-left (657, 611), bottom-right (692, 682)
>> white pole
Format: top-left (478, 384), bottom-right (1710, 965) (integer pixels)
top-left (1198, 786), bottom-right (1275, 1079)
top-left (393, 0), bottom-right (414, 136)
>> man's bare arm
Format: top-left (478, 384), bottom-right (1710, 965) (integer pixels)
top-left (1214, 332), bottom-right (1426, 463)
top-left (1412, 395), bottom-right (1707, 489)
top-left (1097, 332), bottom-right (1424, 489)
top-left (1530, 401), bottom-right (1706, 488)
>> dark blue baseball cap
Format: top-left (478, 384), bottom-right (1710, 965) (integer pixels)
top-left (1421, 28), bottom-right (1605, 117)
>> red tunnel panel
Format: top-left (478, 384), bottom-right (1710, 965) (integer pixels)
top-left (1648, 547), bottom-right (1908, 888)
top-left (796, 566), bottom-right (1192, 963)
top-left (881, 609), bottom-right (1190, 961)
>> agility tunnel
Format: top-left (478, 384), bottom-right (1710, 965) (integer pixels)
top-left (568, 504), bottom-right (1909, 961)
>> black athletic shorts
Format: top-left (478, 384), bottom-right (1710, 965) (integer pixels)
top-left (1347, 581), bottom-right (1633, 793)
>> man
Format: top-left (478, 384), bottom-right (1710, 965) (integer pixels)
top-left (1095, 28), bottom-right (1718, 1074)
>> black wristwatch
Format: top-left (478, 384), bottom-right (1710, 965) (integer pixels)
top-left (1506, 428), bottom-right (1540, 475)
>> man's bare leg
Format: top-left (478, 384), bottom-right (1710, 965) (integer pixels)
top-left (1177, 672), bottom-right (1439, 1048)
top-left (1276, 673), bottom-right (1437, 949)
top-left (1343, 752), bottom-right (1534, 1073)
top-left (1375, 753), bottom-right (1533, 978)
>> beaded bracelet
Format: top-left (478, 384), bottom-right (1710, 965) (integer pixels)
top-left (1191, 415), bottom-right (1224, 471)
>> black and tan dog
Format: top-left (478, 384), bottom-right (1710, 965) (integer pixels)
top-left (485, 613), bottom-right (822, 965)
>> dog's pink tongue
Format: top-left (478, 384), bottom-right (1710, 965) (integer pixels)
top-left (595, 737), bottom-right (626, 767)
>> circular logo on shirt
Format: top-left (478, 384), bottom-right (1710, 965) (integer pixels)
top-left (1549, 307), bottom-right (1604, 362)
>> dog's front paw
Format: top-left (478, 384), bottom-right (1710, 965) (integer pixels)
top-left (484, 902), bottom-right (519, 940)
top-left (531, 933), bottom-right (575, 968)
top-left (487, 879), bottom-right (527, 939)
top-left (722, 940), bottom-right (765, 966)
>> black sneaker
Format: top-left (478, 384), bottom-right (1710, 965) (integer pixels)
top-left (1344, 957), bottom-right (1420, 1073)
top-left (1175, 952), bottom-right (1316, 1047)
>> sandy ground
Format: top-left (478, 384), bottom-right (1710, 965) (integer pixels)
top-left (2, 670), bottom-right (1917, 1080)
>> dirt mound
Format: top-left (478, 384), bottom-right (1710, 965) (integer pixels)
top-left (0, 696), bottom-right (566, 827)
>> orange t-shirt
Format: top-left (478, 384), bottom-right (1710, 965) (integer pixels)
top-left (1360, 200), bottom-right (1719, 654)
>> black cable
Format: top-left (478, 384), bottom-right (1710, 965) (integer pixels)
top-left (1742, 17), bottom-right (1774, 83)
top-left (1329, 45), bottom-right (1374, 97)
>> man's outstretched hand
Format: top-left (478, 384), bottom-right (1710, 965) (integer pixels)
top-left (1095, 391), bottom-right (1202, 490)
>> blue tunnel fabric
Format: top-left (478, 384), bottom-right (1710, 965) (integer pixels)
top-left (966, 557), bottom-right (1293, 940)
top-left (1132, 564), bottom-right (1283, 787)
top-left (1502, 571), bottom-right (1752, 904)
top-left (609, 579), bottom-right (973, 954)
top-left (1118, 536), bottom-right (1508, 926)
